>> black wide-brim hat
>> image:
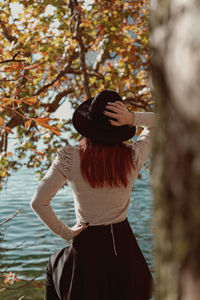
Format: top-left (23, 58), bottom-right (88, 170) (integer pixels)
top-left (72, 90), bottom-right (136, 144)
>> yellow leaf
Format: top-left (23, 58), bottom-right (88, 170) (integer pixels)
top-left (1, 98), bottom-right (12, 102)
top-left (110, 26), bottom-right (116, 31)
top-left (22, 96), bottom-right (38, 104)
top-left (25, 119), bottom-right (32, 129)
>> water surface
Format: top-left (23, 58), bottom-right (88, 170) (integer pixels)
top-left (0, 164), bottom-right (154, 281)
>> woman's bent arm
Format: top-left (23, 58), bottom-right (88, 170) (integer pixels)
top-left (30, 161), bottom-right (73, 241)
top-left (132, 112), bottom-right (156, 171)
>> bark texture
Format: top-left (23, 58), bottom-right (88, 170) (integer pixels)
top-left (150, 0), bottom-right (200, 299)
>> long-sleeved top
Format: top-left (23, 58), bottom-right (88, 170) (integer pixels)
top-left (30, 112), bottom-right (156, 241)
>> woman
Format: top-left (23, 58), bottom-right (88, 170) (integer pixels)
top-left (30, 90), bottom-right (156, 300)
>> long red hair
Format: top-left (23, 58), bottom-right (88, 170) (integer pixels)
top-left (79, 138), bottom-right (135, 188)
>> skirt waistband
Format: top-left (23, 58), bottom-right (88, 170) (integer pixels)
top-left (87, 217), bottom-right (128, 229)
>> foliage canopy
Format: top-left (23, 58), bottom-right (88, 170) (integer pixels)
top-left (0, 0), bottom-right (152, 189)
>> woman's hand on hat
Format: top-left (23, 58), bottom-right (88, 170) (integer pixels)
top-left (70, 222), bottom-right (89, 238)
top-left (104, 101), bottom-right (134, 126)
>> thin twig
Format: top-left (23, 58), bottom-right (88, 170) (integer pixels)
top-left (0, 59), bottom-right (26, 64)
top-left (0, 51), bottom-right (25, 64)
top-left (0, 76), bottom-right (22, 82)
top-left (0, 208), bottom-right (22, 227)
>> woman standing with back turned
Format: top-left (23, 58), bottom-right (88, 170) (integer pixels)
top-left (30, 90), bottom-right (156, 300)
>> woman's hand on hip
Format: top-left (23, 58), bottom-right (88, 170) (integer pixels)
top-left (69, 222), bottom-right (89, 238)
top-left (104, 101), bottom-right (134, 126)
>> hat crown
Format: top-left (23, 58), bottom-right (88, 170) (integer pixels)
top-left (72, 89), bottom-right (136, 144)
top-left (89, 90), bottom-right (122, 126)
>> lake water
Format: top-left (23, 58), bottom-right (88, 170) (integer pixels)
top-left (0, 163), bottom-right (154, 283)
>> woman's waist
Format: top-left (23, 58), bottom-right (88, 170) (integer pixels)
top-left (75, 208), bottom-right (129, 227)
top-left (88, 217), bottom-right (128, 228)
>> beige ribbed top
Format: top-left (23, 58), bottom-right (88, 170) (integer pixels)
top-left (30, 112), bottom-right (156, 241)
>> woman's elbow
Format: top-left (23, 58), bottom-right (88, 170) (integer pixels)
top-left (30, 197), bottom-right (39, 211)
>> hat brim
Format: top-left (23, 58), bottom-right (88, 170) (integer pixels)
top-left (72, 98), bottom-right (136, 143)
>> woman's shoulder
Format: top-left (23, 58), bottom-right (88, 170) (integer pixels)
top-left (55, 144), bottom-right (79, 175)
top-left (57, 144), bottom-right (80, 155)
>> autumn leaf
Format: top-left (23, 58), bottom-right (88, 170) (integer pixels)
top-left (6, 152), bottom-right (13, 156)
top-left (33, 118), bottom-right (61, 135)
top-left (1, 98), bottom-right (13, 102)
top-left (136, 127), bottom-right (144, 136)
top-left (3, 126), bottom-right (14, 134)
top-left (29, 148), bottom-right (45, 156)
top-left (33, 116), bottom-right (52, 123)
top-left (23, 63), bottom-right (40, 70)
top-left (0, 118), bottom-right (4, 126)
top-left (24, 74), bottom-right (39, 80)
top-left (25, 119), bottom-right (32, 129)
top-left (21, 96), bottom-right (38, 104)
top-left (4, 272), bottom-right (20, 284)
top-left (4, 63), bottom-right (24, 72)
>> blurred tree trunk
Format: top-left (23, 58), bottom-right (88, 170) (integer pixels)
top-left (150, 0), bottom-right (200, 299)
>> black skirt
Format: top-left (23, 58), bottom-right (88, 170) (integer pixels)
top-left (45, 218), bottom-right (154, 300)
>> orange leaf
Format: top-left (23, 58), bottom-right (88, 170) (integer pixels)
top-left (33, 118), bottom-right (61, 135)
top-left (1, 98), bottom-right (13, 102)
top-left (25, 119), bottom-right (32, 129)
top-left (21, 96), bottom-right (38, 104)
top-left (29, 148), bottom-right (45, 156)
top-left (23, 63), bottom-right (40, 70)
top-left (1, 98), bottom-right (20, 105)
top-left (33, 116), bottom-right (53, 123)
top-left (4, 272), bottom-right (20, 284)
top-left (136, 128), bottom-right (143, 136)
top-left (6, 152), bottom-right (13, 156)
top-left (0, 118), bottom-right (4, 126)
top-left (3, 126), bottom-right (14, 134)
top-left (4, 63), bottom-right (24, 71)
top-left (83, 18), bottom-right (90, 26)
top-left (39, 122), bottom-right (61, 135)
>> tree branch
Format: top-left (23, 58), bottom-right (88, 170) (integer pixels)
top-left (68, 68), bottom-right (104, 79)
top-left (125, 97), bottom-right (152, 111)
top-left (0, 51), bottom-right (26, 64)
top-left (35, 52), bottom-right (78, 96)
top-left (0, 19), bottom-right (18, 43)
top-left (93, 48), bottom-right (111, 72)
top-left (0, 208), bottom-right (22, 227)
top-left (0, 76), bottom-right (22, 82)
top-left (44, 88), bottom-right (74, 113)
top-left (70, 0), bottom-right (91, 98)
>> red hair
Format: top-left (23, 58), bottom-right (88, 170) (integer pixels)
top-left (79, 138), bottom-right (135, 188)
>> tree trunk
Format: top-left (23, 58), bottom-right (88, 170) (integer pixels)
top-left (150, 0), bottom-right (200, 299)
